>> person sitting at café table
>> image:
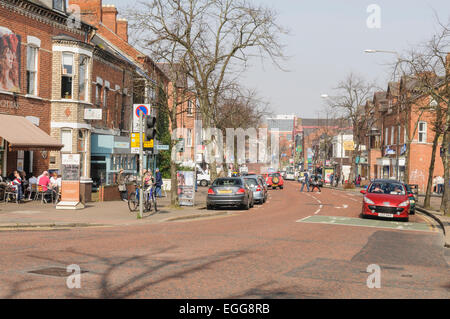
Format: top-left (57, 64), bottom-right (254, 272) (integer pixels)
top-left (38, 171), bottom-right (53, 202)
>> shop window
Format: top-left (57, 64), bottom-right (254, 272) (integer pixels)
top-left (418, 122), bottom-right (427, 143)
top-left (78, 55), bottom-right (89, 102)
top-left (26, 46), bottom-right (38, 95)
top-left (61, 53), bottom-right (73, 99)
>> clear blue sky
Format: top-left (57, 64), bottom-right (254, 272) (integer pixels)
top-left (104, 0), bottom-right (450, 118)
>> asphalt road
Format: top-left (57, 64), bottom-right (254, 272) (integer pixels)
top-left (0, 181), bottom-right (448, 298)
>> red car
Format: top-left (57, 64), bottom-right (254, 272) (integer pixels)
top-left (360, 179), bottom-right (411, 222)
top-left (264, 172), bottom-right (284, 190)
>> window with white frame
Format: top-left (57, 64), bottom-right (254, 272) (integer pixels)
top-left (391, 126), bottom-right (395, 145)
top-left (61, 129), bottom-right (72, 153)
top-left (187, 129), bottom-right (192, 146)
top-left (26, 46), bottom-right (38, 95)
top-left (404, 127), bottom-right (407, 143)
top-left (418, 122), bottom-right (427, 143)
top-left (385, 127), bottom-right (388, 145)
top-left (187, 100), bottom-right (193, 115)
top-left (397, 125), bottom-right (401, 145)
top-left (103, 87), bottom-right (108, 107)
top-left (95, 84), bottom-right (102, 105)
top-left (61, 53), bottom-right (73, 99)
top-left (78, 55), bottom-right (89, 102)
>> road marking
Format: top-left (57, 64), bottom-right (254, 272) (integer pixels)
top-left (296, 215), bottom-right (436, 232)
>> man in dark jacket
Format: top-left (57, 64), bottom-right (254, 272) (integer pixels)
top-left (300, 171), bottom-right (310, 192)
top-left (155, 168), bottom-right (163, 197)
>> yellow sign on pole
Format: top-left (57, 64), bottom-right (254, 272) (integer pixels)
top-left (130, 133), bottom-right (153, 148)
top-left (343, 141), bottom-right (355, 151)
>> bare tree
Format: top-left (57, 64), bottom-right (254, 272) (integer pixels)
top-left (126, 0), bottom-right (288, 180)
top-left (327, 73), bottom-right (377, 186)
top-left (397, 18), bottom-right (450, 214)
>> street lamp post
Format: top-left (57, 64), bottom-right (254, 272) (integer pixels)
top-left (364, 49), bottom-right (401, 181)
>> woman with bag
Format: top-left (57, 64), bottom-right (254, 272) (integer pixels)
top-left (118, 169), bottom-right (128, 202)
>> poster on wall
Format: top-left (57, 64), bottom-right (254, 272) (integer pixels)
top-left (177, 170), bottom-right (194, 206)
top-left (0, 27), bottom-right (21, 93)
top-left (324, 168), bottom-right (334, 184)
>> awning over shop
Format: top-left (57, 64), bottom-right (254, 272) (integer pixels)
top-left (0, 114), bottom-right (63, 151)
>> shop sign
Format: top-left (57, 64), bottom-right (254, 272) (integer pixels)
top-left (84, 108), bottom-right (102, 120)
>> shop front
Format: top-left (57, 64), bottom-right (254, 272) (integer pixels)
top-left (0, 114), bottom-right (63, 179)
top-left (91, 134), bottom-right (137, 190)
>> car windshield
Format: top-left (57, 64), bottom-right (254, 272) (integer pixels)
top-left (213, 178), bottom-right (242, 186)
top-left (368, 182), bottom-right (405, 195)
top-left (286, 168), bottom-right (294, 174)
top-left (244, 178), bottom-right (258, 187)
top-left (269, 173), bottom-right (279, 177)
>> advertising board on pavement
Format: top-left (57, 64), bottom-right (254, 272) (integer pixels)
top-left (177, 171), bottom-right (195, 206)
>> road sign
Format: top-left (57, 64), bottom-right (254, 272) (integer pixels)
top-left (133, 104), bottom-right (151, 132)
top-left (157, 144), bottom-right (169, 150)
top-left (130, 133), bottom-right (153, 153)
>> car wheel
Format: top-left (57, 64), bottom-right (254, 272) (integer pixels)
top-left (409, 209), bottom-right (415, 215)
top-left (207, 204), bottom-right (213, 210)
top-left (200, 180), bottom-right (208, 187)
top-left (404, 217), bottom-right (409, 222)
top-left (280, 186), bottom-right (283, 189)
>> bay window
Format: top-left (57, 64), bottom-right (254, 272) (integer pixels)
top-left (61, 53), bottom-right (73, 99)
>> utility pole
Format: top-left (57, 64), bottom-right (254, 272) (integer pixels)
top-left (138, 110), bottom-right (144, 219)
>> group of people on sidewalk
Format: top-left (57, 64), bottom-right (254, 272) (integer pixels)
top-left (117, 168), bottom-right (164, 202)
top-left (432, 175), bottom-right (445, 194)
top-left (0, 170), bottom-right (61, 203)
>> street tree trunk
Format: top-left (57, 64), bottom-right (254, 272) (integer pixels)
top-left (424, 131), bottom-right (441, 209)
top-left (440, 129), bottom-right (449, 215)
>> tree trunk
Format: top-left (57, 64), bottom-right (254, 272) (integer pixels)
top-left (424, 131), bottom-right (441, 209)
top-left (170, 159), bottom-right (179, 206)
top-left (440, 129), bottom-right (449, 215)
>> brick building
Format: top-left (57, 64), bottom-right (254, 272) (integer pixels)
top-left (0, 0), bottom-right (93, 179)
top-left (67, 0), bottom-right (170, 186)
top-left (362, 75), bottom-right (447, 192)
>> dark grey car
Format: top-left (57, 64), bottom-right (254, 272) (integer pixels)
top-left (207, 177), bottom-right (253, 210)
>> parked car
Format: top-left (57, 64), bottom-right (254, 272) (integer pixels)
top-left (244, 176), bottom-right (267, 204)
top-left (196, 165), bottom-right (210, 187)
top-left (207, 177), bottom-right (254, 210)
top-left (285, 166), bottom-right (296, 180)
top-left (360, 179), bottom-right (411, 222)
top-left (264, 172), bottom-right (284, 189)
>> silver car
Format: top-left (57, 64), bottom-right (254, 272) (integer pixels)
top-left (244, 176), bottom-right (267, 204)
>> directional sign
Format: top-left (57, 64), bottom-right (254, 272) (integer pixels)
top-left (133, 104), bottom-right (151, 132)
top-left (157, 144), bottom-right (170, 150)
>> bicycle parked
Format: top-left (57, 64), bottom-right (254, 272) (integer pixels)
top-left (128, 181), bottom-right (158, 213)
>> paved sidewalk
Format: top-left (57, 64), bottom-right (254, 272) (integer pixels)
top-left (416, 196), bottom-right (450, 248)
top-left (0, 190), bottom-right (226, 229)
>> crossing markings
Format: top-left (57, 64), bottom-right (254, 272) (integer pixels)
top-left (296, 215), bottom-right (436, 232)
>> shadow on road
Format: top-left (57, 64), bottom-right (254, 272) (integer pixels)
top-left (4, 246), bottom-right (251, 298)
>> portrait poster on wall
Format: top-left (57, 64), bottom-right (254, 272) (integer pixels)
top-left (0, 27), bottom-right (21, 93)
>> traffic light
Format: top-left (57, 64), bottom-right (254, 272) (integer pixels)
top-left (144, 115), bottom-right (157, 141)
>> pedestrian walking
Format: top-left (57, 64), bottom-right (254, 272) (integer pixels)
top-left (329, 173), bottom-right (334, 186)
top-left (117, 169), bottom-right (128, 202)
top-left (310, 174), bottom-right (321, 193)
top-left (436, 175), bottom-right (444, 194)
top-left (300, 171), bottom-right (310, 192)
top-left (155, 168), bottom-right (163, 197)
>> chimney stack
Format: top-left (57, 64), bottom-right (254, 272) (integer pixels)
top-left (68, 0), bottom-right (103, 24)
top-left (102, 4), bottom-right (118, 33)
top-left (117, 18), bottom-right (128, 43)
